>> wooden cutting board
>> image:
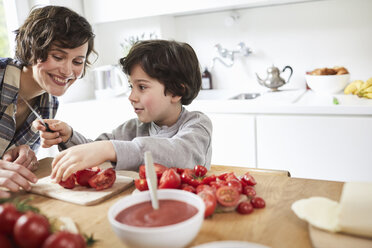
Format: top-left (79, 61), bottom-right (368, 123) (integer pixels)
top-left (309, 224), bottom-right (372, 248)
top-left (31, 157), bottom-right (134, 206)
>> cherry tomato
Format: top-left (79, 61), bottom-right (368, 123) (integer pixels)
top-left (0, 233), bottom-right (12, 248)
top-left (171, 167), bottom-right (184, 175)
top-left (139, 163), bottom-right (167, 179)
top-left (225, 172), bottom-right (239, 182)
top-left (42, 231), bottom-right (86, 248)
top-left (210, 180), bottom-right (228, 190)
top-left (134, 178), bottom-right (149, 191)
top-left (181, 169), bottom-right (201, 187)
top-left (237, 201), bottom-right (254, 214)
top-left (59, 174), bottom-right (76, 189)
top-left (251, 197), bottom-right (266, 208)
top-left (196, 184), bottom-right (216, 194)
top-left (217, 173), bottom-right (228, 180)
top-left (201, 174), bottom-right (217, 185)
top-left (14, 211), bottom-right (51, 248)
top-left (243, 185), bottom-right (257, 198)
top-left (88, 168), bottom-right (116, 190)
top-left (181, 184), bottom-right (196, 193)
top-left (197, 191), bottom-right (217, 218)
top-left (0, 203), bottom-right (22, 235)
top-left (75, 168), bottom-right (100, 187)
top-left (158, 169), bottom-right (181, 189)
top-left (194, 165), bottom-right (207, 177)
top-left (215, 186), bottom-right (240, 207)
top-left (227, 180), bottom-right (243, 194)
top-left (242, 172), bottom-right (257, 186)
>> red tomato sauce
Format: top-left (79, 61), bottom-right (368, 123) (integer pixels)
top-left (115, 200), bottom-right (198, 227)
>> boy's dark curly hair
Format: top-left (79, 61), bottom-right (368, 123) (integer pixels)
top-left (119, 40), bottom-right (201, 105)
top-left (14, 5), bottom-right (96, 76)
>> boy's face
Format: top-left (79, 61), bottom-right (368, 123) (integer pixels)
top-left (128, 64), bottom-right (181, 126)
top-left (31, 42), bottom-right (88, 96)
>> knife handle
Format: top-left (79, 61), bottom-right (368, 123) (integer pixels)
top-left (44, 123), bottom-right (68, 150)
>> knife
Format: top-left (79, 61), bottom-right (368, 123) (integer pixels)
top-left (21, 96), bottom-right (67, 150)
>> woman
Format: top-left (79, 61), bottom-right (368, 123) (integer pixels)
top-left (0, 5), bottom-right (96, 198)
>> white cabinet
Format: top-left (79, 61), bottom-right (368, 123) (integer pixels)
top-left (207, 113), bottom-right (256, 167)
top-left (256, 115), bottom-right (372, 182)
top-left (83, 0), bottom-right (316, 24)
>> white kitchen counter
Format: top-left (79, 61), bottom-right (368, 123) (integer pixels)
top-left (190, 89), bottom-right (372, 115)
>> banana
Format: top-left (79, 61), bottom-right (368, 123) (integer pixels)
top-left (344, 80), bottom-right (364, 95)
top-left (363, 93), bottom-right (372, 99)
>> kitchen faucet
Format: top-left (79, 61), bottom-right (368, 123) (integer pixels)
top-left (211, 42), bottom-right (252, 69)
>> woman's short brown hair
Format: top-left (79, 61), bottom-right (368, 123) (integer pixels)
top-left (14, 5), bottom-right (96, 76)
top-left (119, 40), bottom-right (201, 105)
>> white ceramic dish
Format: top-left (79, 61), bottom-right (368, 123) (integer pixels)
top-left (305, 74), bottom-right (350, 94)
top-left (108, 189), bottom-right (205, 248)
top-left (192, 240), bottom-right (271, 248)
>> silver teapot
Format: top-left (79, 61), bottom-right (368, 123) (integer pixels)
top-left (256, 65), bottom-right (293, 91)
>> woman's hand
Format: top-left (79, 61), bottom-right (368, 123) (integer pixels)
top-left (0, 160), bottom-right (38, 198)
top-left (33, 119), bottom-right (72, 148)
top-left (3, 145), bottom-right (38, 171)
top-left (51, 141), bottom-right (116, 183)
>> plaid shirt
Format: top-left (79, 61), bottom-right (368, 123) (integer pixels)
top-left (0, 58), bottom-right (58, 157)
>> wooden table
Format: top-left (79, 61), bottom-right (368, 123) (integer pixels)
top-left (16, 159), bottom-right (343, 248)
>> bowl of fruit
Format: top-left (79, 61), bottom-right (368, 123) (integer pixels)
top-left (305, 66), bottom-right (350, 94)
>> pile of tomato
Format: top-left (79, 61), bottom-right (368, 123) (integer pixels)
top-left (59, 168), bottom-right (116, 191)
top-left (0, 201), bottom-right (91, 248)
top-left (135, 164), bottom-right (266, 218)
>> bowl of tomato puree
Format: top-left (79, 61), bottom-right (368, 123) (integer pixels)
top-left (108, 189), bottom-right (205, 248)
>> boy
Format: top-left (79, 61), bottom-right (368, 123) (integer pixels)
top-left (36, 40), bottom-right (212, 183)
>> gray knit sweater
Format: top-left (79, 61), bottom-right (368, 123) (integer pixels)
top-left (65, 107), bottom-right (212, 171)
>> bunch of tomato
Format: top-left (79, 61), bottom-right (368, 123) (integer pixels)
top-left (0, 200), bottom-right (90, 248)
top-left (59, 167), bottom-right (116, 191)
top-left (135, 164), bottom-right (266, 218)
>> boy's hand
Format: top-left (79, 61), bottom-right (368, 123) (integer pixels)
top-left (33, 119), bottom-right (72, 148)
top-left (50, 141), bottom-right (116, 183)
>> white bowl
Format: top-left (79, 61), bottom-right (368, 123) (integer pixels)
top-left (305, 74), bottom-right (350, 94)
top-left (108, 189), bottom-right (205, 248)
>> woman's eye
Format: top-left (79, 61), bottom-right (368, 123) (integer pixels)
top-left (52, 55), bottom-right (62, 61)
top-left (73, 60), bottom-right (84, 65)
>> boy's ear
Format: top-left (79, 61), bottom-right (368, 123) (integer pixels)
top-left (171, 95), bottom-right (182, 103)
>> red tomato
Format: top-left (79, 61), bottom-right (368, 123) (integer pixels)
top-left (158, 169), bottom-right (181, 189)
top-left (227, 180), bottom-right (243, 194)
top-left (181, 184), bottom-right (196, 193)
top-left (201, 174), bottom-right (217, 185)
top-left (237, 201), bottom-right (254, 215)
top-left (59, 174), bottom-right (76, 189)
top-left (251, 197), bottom-right (266, 209)
top-left (181, 169), bottom-right (201, 187)
top-left (42, 231), bottom-right (86, 248)
top-left (75, 168), bottom-right (100, 187)
top-left (215, 186), bottom-right (240, 207)
top-left (0, 233), bottom-right (12, 248)
top-left (243, 185), bottom-right (256, 198)
top-left (242, 172), bottom-right (257, 186)
top-left (88, 168), bottom-right (116, 190)
top-left (0, 203), bottom-right (22, 235)
top-left (14, 211), bottom-right (51, 248)
top-left (217, 173), bottom-right (228, 180)
top-left (194, 165), bottom-right (207, 177)
top-left (225, 172), bottom-right (239, 182)
top-left (210, 180), bottom-right (228, 190)
top-left (197, 191), bottom-right (217, 218)
top-left (134, 178), bottom-right (149, 191)
top-left (196, 184), bottom-right (215, 194)
top-left (139, 163), bottom-right (167, 179)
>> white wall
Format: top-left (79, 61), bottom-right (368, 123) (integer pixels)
top-left (92, 0), bottom-right (372, 92)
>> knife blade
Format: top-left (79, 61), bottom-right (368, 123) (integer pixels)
top-left (20, 96), bottom-right (67, 150)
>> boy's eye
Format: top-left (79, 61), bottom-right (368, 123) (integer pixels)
top-left (139, 85), bottom-right (146, 90)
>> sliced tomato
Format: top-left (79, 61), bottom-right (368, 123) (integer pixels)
top-left (75, 168), bottom-right (100, 187)
top-left (158, 169), bottom-right (181, 189)
top-left (196, 184), bottom-right (216, 195)
top-left (210, 180), bottom-right (228, 191)
top-left (88, 168), bottom-right (116, 190)
top-left (216, 186), bottom-right (240, 207)
top-left (217, 173), bottom-right (228, 180)
top-left (225, 172), bottom-right (239, 182)
top-left (194, 165), bottom-right (207, 177)
top-left (139, 163), bottom-right (167, 179)
top-left (227, 180), bottom-right (243, 194)
top-left (59, 174), bottom-right (76, 189)
top-left (181, 169), bottom-right (202, 187)
top-left (197, 191), bottom-right (217, 218)
top-left (201, 174), bottom-right (217, 185)
top-left (134, 178), bottom-right (149, 191)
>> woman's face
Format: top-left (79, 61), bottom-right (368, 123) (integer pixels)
top-left (32, 42), bottom-right (89, 96)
